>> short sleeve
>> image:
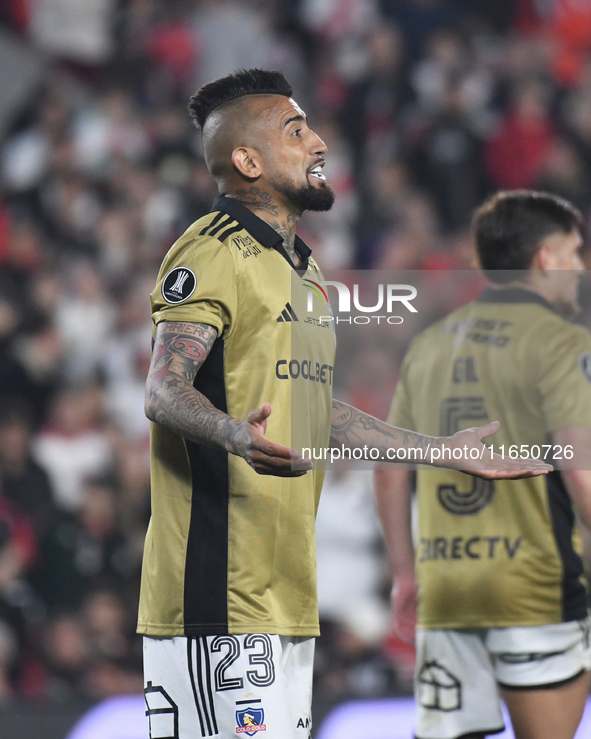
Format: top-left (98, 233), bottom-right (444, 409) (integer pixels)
top-left (150, 234), bottom-right (237, 337)
top-left (539, 324), bottom-right (591, 432)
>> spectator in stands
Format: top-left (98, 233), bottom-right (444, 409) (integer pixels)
top-left (485, 80), bottom-right (557, 190)
top-left (33, 475), bottom-right (138, 613)
top-left (32, 385), bottom-right (113, 512)
top-left (0, 397), bottom-right (58, 539)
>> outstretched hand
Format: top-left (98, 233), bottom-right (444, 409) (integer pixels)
top-left (445, 421), bottom-right (553, 479)
top-left (231, 403), bottom-right (313, 477)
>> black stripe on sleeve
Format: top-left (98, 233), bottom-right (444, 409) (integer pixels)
top-left (207, 215), bottom-right (234, 238)
top-left (217, 224), bottom-right (243, 242)
top-left (199, 211), bottom-right (225, 236)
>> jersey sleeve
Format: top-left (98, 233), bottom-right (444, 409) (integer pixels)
top-left (538, 324), bottom-right (591, 432)
top-left (150, 234), bottom-right (237, 337)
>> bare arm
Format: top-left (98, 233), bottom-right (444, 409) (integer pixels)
top-left (330, 399), bottom-right (552, 479)
top-left (145, 321), bottom-right (233, 446)
top-left (553, 426), bottom-right (591, 531)
top-left (374, 468), bottom-right (417, 643)
top-left (331, 399), bottom-right (435, 458)
top-left (374, 469), bottom-right (415, 579)
top-left (145, 321), bottom-right (310, 476)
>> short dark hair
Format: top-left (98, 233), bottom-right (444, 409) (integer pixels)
top-left (473, 190), bottom-right (582, 284)
top-left (188, 68), bottom-right (293, 129)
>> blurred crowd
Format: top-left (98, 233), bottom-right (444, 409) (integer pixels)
top-left (1, 0), bottom-right (591, 706)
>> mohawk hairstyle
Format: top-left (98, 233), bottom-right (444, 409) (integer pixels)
top-left (188, 68), bottom-right (293, 129)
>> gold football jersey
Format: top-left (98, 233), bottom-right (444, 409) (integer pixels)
top-left (138, 196), bottom-right (335, 637)
top-left (389, 288), bottom-right (591, 628)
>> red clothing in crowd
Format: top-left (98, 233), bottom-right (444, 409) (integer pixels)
top-left (485, 112), bottom-right (555, 190)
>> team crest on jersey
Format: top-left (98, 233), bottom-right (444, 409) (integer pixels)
top-left (579, 352), bottom-right (591, 383)
top-left (235, 707), bottom-right (266, 736)
top-left (162, 267), bottom-right (196, 304)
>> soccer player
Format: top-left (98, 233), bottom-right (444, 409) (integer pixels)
top-left (138, 71), bottom-right (549, 739)
top-left (375, 190), bottom-right (591, 739)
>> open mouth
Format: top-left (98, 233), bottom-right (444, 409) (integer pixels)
top-left (307, 164), bottom-right (326, 183)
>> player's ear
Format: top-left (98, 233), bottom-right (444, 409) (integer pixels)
top-left (231, 147), bottom-right (262, 179)
top-left (532, 243), bottom-right (551, 271)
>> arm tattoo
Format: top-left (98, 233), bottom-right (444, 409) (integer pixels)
top-left (146, 321), bottom-right (239, 450)
top-left (330, 399), bottom-right (438, 458)
top-left (331, 402), bottom-right (354, 432)
top-left (330, 399), bottom-right (398, 448)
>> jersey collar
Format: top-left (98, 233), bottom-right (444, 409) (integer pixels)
top-left (211, 195), bottom-right (312, 272)
top-left (476, 286), bottom-right (558, 313)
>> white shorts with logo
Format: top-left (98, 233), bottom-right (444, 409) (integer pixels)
top-left (143, 634), bottom-right (314, 739)
top-left (414, 619), bottom-right (591, 739)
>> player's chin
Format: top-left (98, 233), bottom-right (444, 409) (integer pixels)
top-left (305, 183), bottom-right (336, 212)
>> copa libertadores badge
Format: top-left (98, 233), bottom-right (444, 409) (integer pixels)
top-left (162, 267), bottom-right (196, 304)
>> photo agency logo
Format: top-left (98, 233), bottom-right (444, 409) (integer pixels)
top-left (303, 279), bottom-right (418, 325)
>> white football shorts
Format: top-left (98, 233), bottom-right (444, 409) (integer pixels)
top-left (143, 634), bottom-right (314, 739)
top-left (414, 618), bottom-right (591, 739)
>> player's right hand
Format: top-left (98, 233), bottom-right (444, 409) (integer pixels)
top-left (231, 403), bottom-right (313, 477)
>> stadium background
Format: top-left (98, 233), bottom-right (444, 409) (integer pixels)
top-left (0, 0), bottom-right (591, 736)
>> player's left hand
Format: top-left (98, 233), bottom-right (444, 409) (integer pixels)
top-left (392, 576), bottom-right (417, 645)
top-left (444, 421), bottom-right (553, 479)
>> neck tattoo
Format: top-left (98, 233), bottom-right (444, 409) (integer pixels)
top-left (235, 186), bottom-right (279, 216)
top-left (269, 212), bottom-right (300, 266)
top-left (235, 187), bottom-right (301, 267)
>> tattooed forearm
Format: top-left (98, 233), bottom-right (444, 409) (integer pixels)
top-left (328, 401), bottom-right (532, 476)
top-left (330, 400), bottom-right (397, 448)
top-left (403, 432), bottom-right (443, 450)
top-left (330, 401), bottom-right (354, 432)
top-left (330, 399), bottom-right (440, 458)
top-left (145, 321), bottom-right (241, 451)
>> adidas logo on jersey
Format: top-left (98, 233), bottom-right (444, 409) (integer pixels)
top-left (276, 303), bottom-right (299, 322)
